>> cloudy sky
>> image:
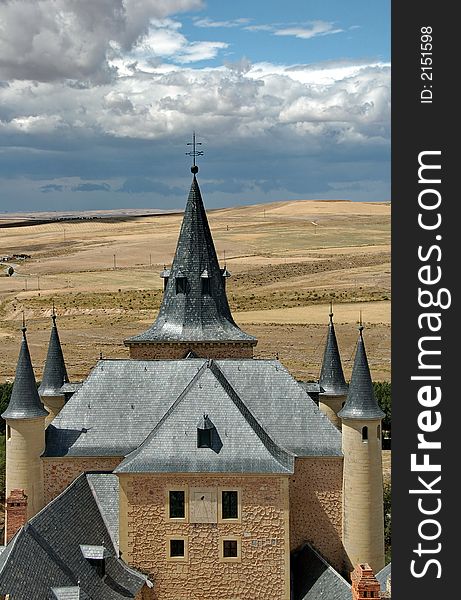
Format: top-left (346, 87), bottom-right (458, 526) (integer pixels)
top-left (0, 0), bottom-right (390, 212)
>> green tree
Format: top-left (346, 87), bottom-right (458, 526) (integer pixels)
top-left (373, 381), bottom-right (391, 433)
top-left (0, 382), bottom-right (13, 434)
top-left (383, 481), bottom-right (391, 563)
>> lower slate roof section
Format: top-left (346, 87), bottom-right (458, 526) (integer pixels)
top-left (291, 543), bottom-right (351, 600)
top-left (45, 358), bottom-right (341, 459)
top-left (49, 588), bottom-right (90, 600)
top-left (87, 473), bottom-right (120, 551)
top-left (376, 562), bottom-right (391, 593)
top-left (0, 473), bottom-right (150, 600)
top-left (115, 360), bottom-right (294, 474)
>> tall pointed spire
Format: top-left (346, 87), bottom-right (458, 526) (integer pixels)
top-left (319, 304), bottom-right (348, 396)
top-left (338, 324), bottom-right (384, 420)
top-left (126, 148), bottom-right (256, 350)
top-left (38, 309), bottom-right (69, 398)
top-left (2, 325), bottom-right (48, 420)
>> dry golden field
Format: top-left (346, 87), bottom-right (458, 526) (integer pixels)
top-left (0, 199), bottom-right (390, 383)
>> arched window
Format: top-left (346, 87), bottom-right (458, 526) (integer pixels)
top-left (362, 426), bottom-right (368, 442)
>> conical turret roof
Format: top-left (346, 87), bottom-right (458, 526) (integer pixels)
top-left (38, 313), bottom-right (69, 397)
top-left (319, 308), bottom-right (348, 396)
top-left (126, 174), bottom-right (256, 345)
top-left (338, 326), bottom-right (384, 420)
top-left (2, 327), bottom-right (48, 420)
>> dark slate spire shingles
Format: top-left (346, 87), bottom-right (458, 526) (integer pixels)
top-left (39, 314), bottom-right (69, 398)
top-left (338, 327), bottom-right (385, 420)
top-left (319, 309), bottom-right (348, 396)
top-left (1, 328), bottom-right (48, 420)
top-left (125, 175), bottom-right (256, 345)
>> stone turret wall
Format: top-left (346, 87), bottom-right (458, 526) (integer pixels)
top-left (5, 417), bottom-right (46, 534)
top-left (342, 418), bottom-right (385, 574)
top-left (319, 394), bottom-right (346, 430)
top-left (128, 342), bottom-right (254, 360)
top-left (41, 394), bottom-right (66, 427)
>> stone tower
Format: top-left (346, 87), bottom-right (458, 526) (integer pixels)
top-left (318, 305), bottom-right (348, 429)
top-left (338, 325), bottom-right (385, 574)
top-left (38, 311), bottom-right (68, 426)
top-left (2, 326), bottom-right (48, 542)
top-left (125, 165), bottom-right (257, 360)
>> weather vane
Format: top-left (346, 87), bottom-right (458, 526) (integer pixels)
top-left (186, 131), bottom-right (204, 174)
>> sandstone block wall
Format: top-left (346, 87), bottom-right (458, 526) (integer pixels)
top-left (43, 457), bottom-right (122, 504)
top-left (127, 342), bottom-right (255, 360)
top-left (119, 474), bottom-right (290, 600)
top-left (289, 457), bottom-right (345, 572)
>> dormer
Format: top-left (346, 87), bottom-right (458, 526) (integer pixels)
top-left (80, 544), bottom-right (110, 577)
top-left (197, 414), bottom-right (215, 448)
top-left (201, 268), bottom-right (211, 296)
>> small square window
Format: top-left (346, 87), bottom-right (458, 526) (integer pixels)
top-left (219, 536), bottom-right (241, 562)
top-left (222, 491), bottom-right (238, 519)
top-left (223, 540), bottom-right (238, 558)
top-left (169, 490), bottom-right (185, 519)
top-left (170, 539), bottom-right (185, 558)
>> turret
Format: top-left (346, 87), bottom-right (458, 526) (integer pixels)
top-left (38, 309), bottom-right (69, 426)
top-left (125, 135), bottom-right (257, 360)
top-left (338, 324), bottom-right (385, 574)
top-left (2, 325), bottom-right (48, 542)
top-left (318, 304), bottom-right (348, 428)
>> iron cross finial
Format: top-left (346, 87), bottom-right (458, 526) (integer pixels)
top-left (186, 131), bottom-right (204, 174)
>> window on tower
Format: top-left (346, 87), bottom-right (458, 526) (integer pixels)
top-left (362, 426), bottom-right (368, 442)
top-left (176, 276), bottom-right (187, 294)
top-left (201, 277), bottom-right (211, 296)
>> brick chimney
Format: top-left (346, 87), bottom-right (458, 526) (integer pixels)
top-left (351, 563), bottom-right (381, 599)
top-left (6, 489), bottom-right (28, 543)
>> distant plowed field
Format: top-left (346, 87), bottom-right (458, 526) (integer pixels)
top-left (0, 199), bottom-right (390, 381)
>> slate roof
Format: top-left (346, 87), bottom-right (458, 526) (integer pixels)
top-left (87, 473), bottom-right (120, 550)
top-left (49, 587), bottom-right (89, 600)
top-left (1, 328), bottom-right (49, 421)
top-left (291, 543), bottom-right (351, 600)
top-left (114, 360), bottom-right (294, 474)
top-left (45, 358), bottom-right (341, 460)
top-left (125, 175), bottom-right (256, 345)
top-left (338, 327), bottom-right (385, 421)
top-left (319, 310), bottom-right (348, 396)
top-left (0, 473), bottom-right (149, 600)
top-left (376, 562), bottom-right (391, 592)
top-left (38, 314), bottom-right (69, 398)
